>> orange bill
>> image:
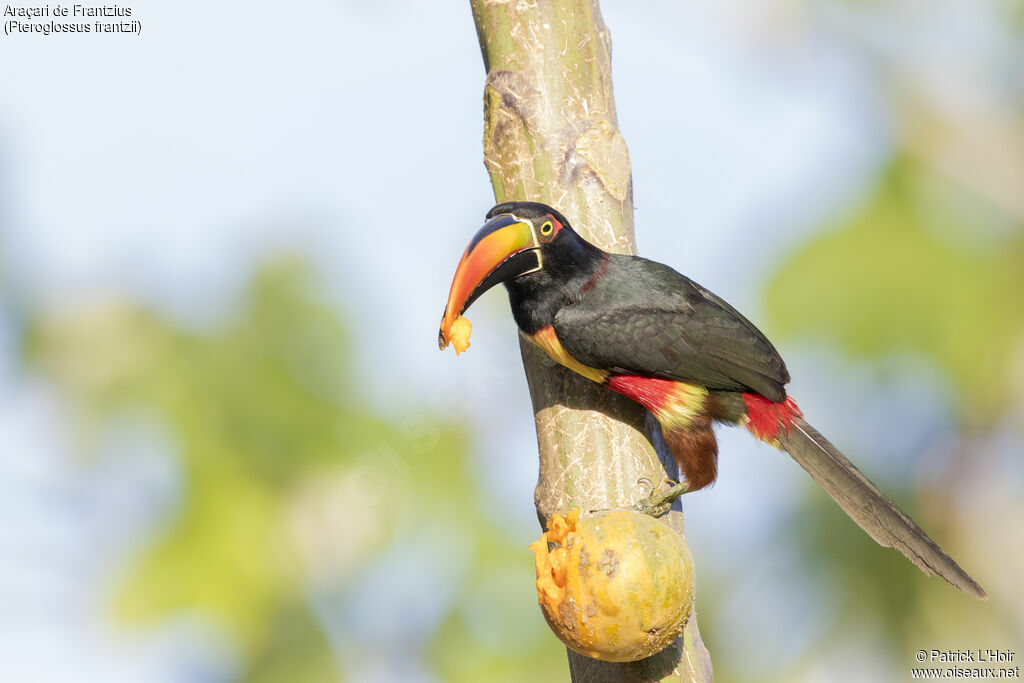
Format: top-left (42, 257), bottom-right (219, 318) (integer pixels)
top-left (438, 214), bottom-right (540, 349)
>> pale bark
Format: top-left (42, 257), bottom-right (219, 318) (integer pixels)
top-left (469, 2), bottom-right (714, 681)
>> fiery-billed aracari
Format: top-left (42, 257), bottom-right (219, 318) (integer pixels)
top-left (438, 201), bottom-right (986, 599)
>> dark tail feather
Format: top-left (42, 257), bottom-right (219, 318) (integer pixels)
top-left (776, 417), bottom-right (987, 600)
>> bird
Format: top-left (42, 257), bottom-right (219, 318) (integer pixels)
top-left (438, 200), bottom-right (986, 600)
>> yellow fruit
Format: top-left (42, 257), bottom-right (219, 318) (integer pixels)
top-left (528, 508), bottom-right (694, 662)
top-left (449, 316), bottom-right (472, 355)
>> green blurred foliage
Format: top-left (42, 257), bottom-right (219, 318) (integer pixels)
top-left (766, 159), bottom-right (1024, 426)
top-left (791, 490), bottom-right (923, 641)
top-left (25, 255), bottom-right (566, 682)
top-left (243, 605), bottom-right (337, 683)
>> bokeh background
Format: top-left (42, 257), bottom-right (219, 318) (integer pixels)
top-left (1, 1), bottom-right (1022, 681)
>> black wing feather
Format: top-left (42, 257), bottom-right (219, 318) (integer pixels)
top-left (554, 255), bottom-right (789, 401)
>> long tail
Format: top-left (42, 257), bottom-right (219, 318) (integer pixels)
top-left (776, 416), bottom-right (987, 600)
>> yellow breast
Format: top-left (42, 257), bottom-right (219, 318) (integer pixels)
top-left (526, 326), bottom-right (609, 384)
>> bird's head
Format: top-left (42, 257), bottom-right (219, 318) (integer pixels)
top-left (438, 201), bottom-right (585, 349)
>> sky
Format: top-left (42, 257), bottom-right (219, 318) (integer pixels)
top-left (0, 0), bottom-right (928, 680)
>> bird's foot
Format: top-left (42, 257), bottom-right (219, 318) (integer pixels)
top-left (633, 480), bottom-right (690, 518)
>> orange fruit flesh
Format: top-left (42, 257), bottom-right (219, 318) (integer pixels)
top-left (449, 316), bottom-right (472, 354)
top-left (529, 508), bottom-right (694, 662)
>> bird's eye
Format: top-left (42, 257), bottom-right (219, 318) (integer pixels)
top-left (539, 220), bottom-right (554, 238)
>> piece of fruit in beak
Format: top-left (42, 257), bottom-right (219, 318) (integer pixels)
top-left (444, 316), bottom-right (472, 355)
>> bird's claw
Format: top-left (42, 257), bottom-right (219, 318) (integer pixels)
top-left (633, 480), bottom-right (690, 517)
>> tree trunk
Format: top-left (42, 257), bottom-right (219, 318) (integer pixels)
top-left (469, 2), bottom-right (714, 681)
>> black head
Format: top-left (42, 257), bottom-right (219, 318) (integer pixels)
top-left (487, 201), bottom-right (573, 230)
top-left (439, 201), bottom-right (603, 346)
top-left (487, 202), bottom-right (599, 277)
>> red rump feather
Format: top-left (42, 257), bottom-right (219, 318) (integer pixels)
top-left (743, 393), bottom-right (802, 442)
top-left (606, 375), bottom-right (677, 414)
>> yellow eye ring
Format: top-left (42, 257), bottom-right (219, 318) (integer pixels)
top-left (539, 220), bottom-right (554, 237)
